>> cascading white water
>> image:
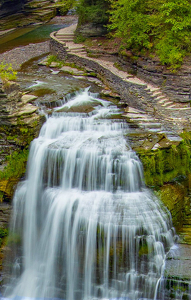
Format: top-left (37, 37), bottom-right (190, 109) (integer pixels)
top-left (3, 89), bottom-right (175, 300)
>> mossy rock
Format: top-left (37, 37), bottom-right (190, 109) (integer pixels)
top-left (156, 182), bottom-right (186, 231)
top-left (138, 142), bottom-right (191, 187)
top-left (0, 178), bottom-right (18, 201)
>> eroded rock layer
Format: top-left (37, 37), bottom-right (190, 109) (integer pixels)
top-left (0, 0), bottom-right (56, 31)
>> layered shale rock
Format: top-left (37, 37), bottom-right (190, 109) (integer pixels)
top-left (0, 78), bottom-right (44, 283)
top-left (0, 79), bottom-right (43, 200)
top-left (0, 0), bottom-right (56, 32)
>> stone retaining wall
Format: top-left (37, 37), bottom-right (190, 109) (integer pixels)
top-left (50, 36), bottom-right (156, 114)
top-left (118, 55), bottom-right (191, 103)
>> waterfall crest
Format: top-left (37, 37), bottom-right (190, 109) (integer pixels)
top-left (4, 89), bottom-right (175, 300)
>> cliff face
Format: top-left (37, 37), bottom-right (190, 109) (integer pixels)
top-left (0, 0), bottom-right (56, 31)
top-left (0, 0), bottom-right (28, 18)
top-left (0, 79), bottom-right (43, 201)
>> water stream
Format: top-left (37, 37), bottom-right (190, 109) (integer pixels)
top-left (0, 23), bottom-right (68, 53)
top-left (3, 88), bottom-right (175, 300)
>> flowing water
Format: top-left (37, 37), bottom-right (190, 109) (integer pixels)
top-left (0, 23), bottom-right (68, 53)
top-left (3, 89), bottom-right (175, 300)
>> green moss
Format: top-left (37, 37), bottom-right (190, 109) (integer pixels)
top-left (139, 244), bottom-right (149, 256)
top-left (47, 55), bottom-right (63, 67)
top-left (9, 118), bottom-right (41, 146)
top-left (137, 132), bottom-right (191, 231)
top-left (46, 55), bottom-right (86, 72)
top-left (155, 183), bottom-right (186, 230)
top-left (138, 140), bottom-right (191, 187)
top-left (0, 149), bottom-right (29, 181)
top-left (88, 72), bottom-right (97, 77)
top-left (74, 34), bottom-right (86, 43)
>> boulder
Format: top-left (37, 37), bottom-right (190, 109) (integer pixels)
top-left (76, 23), bottom-right (107, 38)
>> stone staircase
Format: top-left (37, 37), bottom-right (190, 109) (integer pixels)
top-left (55, 25), bottom-right (86, 55)
top-left (55, 33), bottom-right (74, 43)
top-left (52, 24), bottom-right (191, 134)
top-left (121, 107), bottom-right (163, 133)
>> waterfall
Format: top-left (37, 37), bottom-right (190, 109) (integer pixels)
top-left (3, 89), bottom-right (175, 300)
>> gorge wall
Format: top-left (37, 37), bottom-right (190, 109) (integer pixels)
top-left (0, 79), bottom-right (43, 282)
top-left (0, 0), bottom-right (56, 31)
top-left (117, 54), bottom-right (191, 105)
top-left (0, 0), bottom-right (27, 18)
top-left (0, 79), bottom-right (43, 201)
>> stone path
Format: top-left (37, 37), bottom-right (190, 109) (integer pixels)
top-left (54, 24), bottom-right (191, 135)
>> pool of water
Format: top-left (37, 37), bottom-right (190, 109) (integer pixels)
top-left (0, 23), bottom-right (68, 53)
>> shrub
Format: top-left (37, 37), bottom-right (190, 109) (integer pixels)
top-left (55, 0), bottom-right (75, 16)
top-left (0, 62), bottom-right (17, 81)
top-left (77, 0), bottom-right (110, 25)
top-left (108, 0), bottom-right (191, 69)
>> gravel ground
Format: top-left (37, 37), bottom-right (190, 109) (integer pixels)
top-left (0, 41), bottom-right (50, 70)
top-left (0, 15), bottom-right (78, 70)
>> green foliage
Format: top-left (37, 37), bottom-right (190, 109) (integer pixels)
top-left (74, 34), bottom-right (86, 43)
top-left (0, 228), bottom-right (8, 238)
top-left (0, 149), bottom-right (29, 180)
top-left (0, 228), bottom-right (8, 247)
top-left (108, 0), bottom-right (191, 69)
top-left (0, 62), bottom-right (17, 81)
top-left (54, 0), bottom-right (75, 16)
top-left (77, 0), bottom-right (110, 25)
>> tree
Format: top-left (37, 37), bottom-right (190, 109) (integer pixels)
top-left (108, 0), bottom-right (191, 68)
top-left (77, 0), bottom-right (110, 25)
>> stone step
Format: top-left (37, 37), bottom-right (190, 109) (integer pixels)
top-left (127, 107), bottom-right (146, 114)
top-left (138, 122), bottom-right (162, 129)
top-left (132, 118), bottom-right (156, 123)
top-left (69, 49), bottom-right (86, 54)
top-left (68, 51), bottom-right (87, 56)
top-left (167, 104), bottom-right (178, 108)
top-left (145, 86), bottom-right (160, 92)
top-left (157, 98), bottom-right (169, 104)
top-left (56, 35), bottom-right (74, 39)
top-left (68, 47), bottom-right (85, 51)
top-left (56, 34), bottom-right (74, 37)
top-left (125, 113), bottom-right (152, 120)
top-left (161, 101), bottom-right (174, 107)
top-left (57, 38), bottom-right (74, 42)
top-left (166, 107), bottom-right (191, 110)
top-left (152, 91), bottom-right (162, 96)
top-left (76, 51), bottom-right (87, 56)
top-left (156, 95), bottom-right (167, 100)
top-left (56, 35), bottom-right (74, 38)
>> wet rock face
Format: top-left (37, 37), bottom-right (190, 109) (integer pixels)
top-left (0, 80), bottom-right (43, 198)
top-left (0, 79), bottom-right (43, 284)
top-left (76, 23), bottom-right (107, 38)
top-left (0, 0), bottom-right (56, 31)
top-left (162, 244), bottom-right (191, 300)
top-left (0, 0), bottom-right (27, 18)
top-left (118, 55), bottom-right (191, 104)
